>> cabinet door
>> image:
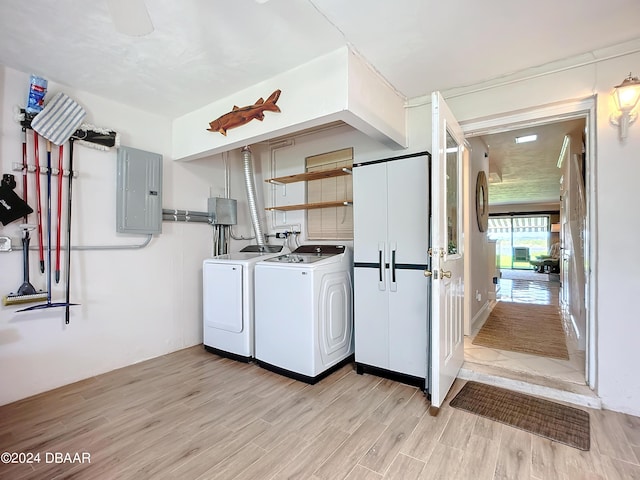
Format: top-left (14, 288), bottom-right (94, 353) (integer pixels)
top-left (354, 267), bottom-right (389, 369)
top-left (387, 155), bottom-right (428, 264)
top-left (353, 162), bottom-right (388, 264)
top-left (388, 269), bottom-right (428, 378)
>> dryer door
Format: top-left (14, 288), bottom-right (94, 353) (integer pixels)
top-left (203, 262), bottom-right (243, 333)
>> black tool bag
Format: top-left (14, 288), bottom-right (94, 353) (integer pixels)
top-left (0, 175), bottom-right (33, 226)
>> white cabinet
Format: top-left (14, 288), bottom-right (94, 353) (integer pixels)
top-left (353, 153), bottom-right (429, 381)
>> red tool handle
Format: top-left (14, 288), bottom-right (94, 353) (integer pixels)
top-left (33, 132), bottom-right (45, 273)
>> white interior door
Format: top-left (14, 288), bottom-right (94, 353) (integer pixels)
top-left (429, 92), bottom-right (466, 410)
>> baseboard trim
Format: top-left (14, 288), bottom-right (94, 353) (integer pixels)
top-left (470, 301), bottom-right (491, 337)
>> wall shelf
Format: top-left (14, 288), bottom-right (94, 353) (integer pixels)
top-left (265, 165), bottom-right (353, 212)
top-left (266, 201), bottom-right (352, 212)
top-left (265, 167), bottom-right (352, 185)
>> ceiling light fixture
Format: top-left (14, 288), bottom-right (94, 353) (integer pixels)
top-left (514, 134), bottom-right (537, 144)
top-left (610, 73), bottom-right (640, 141)
top-left (557, 135), bottom-right (570, 169)
top-left (108, 0), bottom-right (154, 37)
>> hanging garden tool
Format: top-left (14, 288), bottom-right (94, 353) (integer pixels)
top-left (55, 144), bottom-right (63, 284)
top-left (62, 139), bottom-right (76, 323)
top-left (33, 132), bottom-right (45, 273)
top-left (21, 127), bottom-right (29, 220)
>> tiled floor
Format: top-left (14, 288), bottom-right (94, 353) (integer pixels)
top-left (464, 270), bottom-right (586, 386)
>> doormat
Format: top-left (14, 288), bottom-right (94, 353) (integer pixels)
top-left (472, 301), bottom-right (569, 360)
top-left (450, 381), bottom-right (590, 450)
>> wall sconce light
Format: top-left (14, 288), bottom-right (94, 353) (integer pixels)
top-left (611, 73), bottom-right (640, 140)
top-left (550, 223), bottom-right (561, 233)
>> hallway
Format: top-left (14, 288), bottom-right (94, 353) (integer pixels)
top-left (464, 274), bottom-right (585, 386)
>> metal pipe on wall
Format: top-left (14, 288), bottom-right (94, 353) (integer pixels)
top-left (162, 213), bottom-right (211, 224)
top-left (162, 208), bottom-right (209, 218)
top-left (17, 235), bottom-right (153, 252)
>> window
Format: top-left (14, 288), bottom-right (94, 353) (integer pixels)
top-left (446, 130), bottom-right (460, 254)
top-left (488, 215), bottom-right (550, 269)
top-left (306, 148), bottom-right (353, 240)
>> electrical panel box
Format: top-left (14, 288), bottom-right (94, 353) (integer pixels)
top-left (208, 197), bottom-right (237, 225)
top-left (116, 146), bottom-right (163, 234)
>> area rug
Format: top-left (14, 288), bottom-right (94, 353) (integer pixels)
top-left (472, 301), bottom-right (569, 360)
top-left (450, 381), bottom-right (590, 450)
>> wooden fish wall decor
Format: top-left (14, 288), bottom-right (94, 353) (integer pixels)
top-left (207, 89), bottom-right (281, 136)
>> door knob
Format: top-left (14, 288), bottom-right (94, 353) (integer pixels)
top-left (440, 269), bottom-right (452, 278)
top-left (424, 269), bottom-right (433, 277)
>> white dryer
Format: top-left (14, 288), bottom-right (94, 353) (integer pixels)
top-left (254, 245), bottom-right (354, 383)
top-left (203, 244), bottom-right (284, 362)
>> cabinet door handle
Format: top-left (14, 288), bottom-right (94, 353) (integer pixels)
top-left (378, 243), bottom-right (386, 291)
top-left (391, 249), bottom-right (396, 283)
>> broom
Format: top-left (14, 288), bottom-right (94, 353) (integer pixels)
top-left (1, 225), bottom-right (47, 306)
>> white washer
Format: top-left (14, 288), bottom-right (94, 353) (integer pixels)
top-left (254, 245), bottom-right (354, 383)
top-left (203, 245), bottom-right (285, 362)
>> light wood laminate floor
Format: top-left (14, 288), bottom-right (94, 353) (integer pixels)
top-left (1, 346), bottom-right (639, 479)
top-left (465, 277), bottom-right (586, 385)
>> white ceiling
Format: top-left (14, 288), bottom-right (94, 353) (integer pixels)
top-left (2, 0), bottom-right (639, 118)
top-left (1, 0), bottom-right (639, 206)
top-left (479, 118), bottom-right (586, 207)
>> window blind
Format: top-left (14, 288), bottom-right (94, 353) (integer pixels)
top-left (306, 148), bottom-right (353, 240)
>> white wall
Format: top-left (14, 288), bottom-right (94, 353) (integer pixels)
top-left (464, 137), bottom-right (490, 334)
top-left (0, 66), bottom-right (228, 406)
top-left (444, 52), bottom-right (640, 416)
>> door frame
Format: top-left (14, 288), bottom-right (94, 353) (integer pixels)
top-left (459, 96), bottom-right (597, 389)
